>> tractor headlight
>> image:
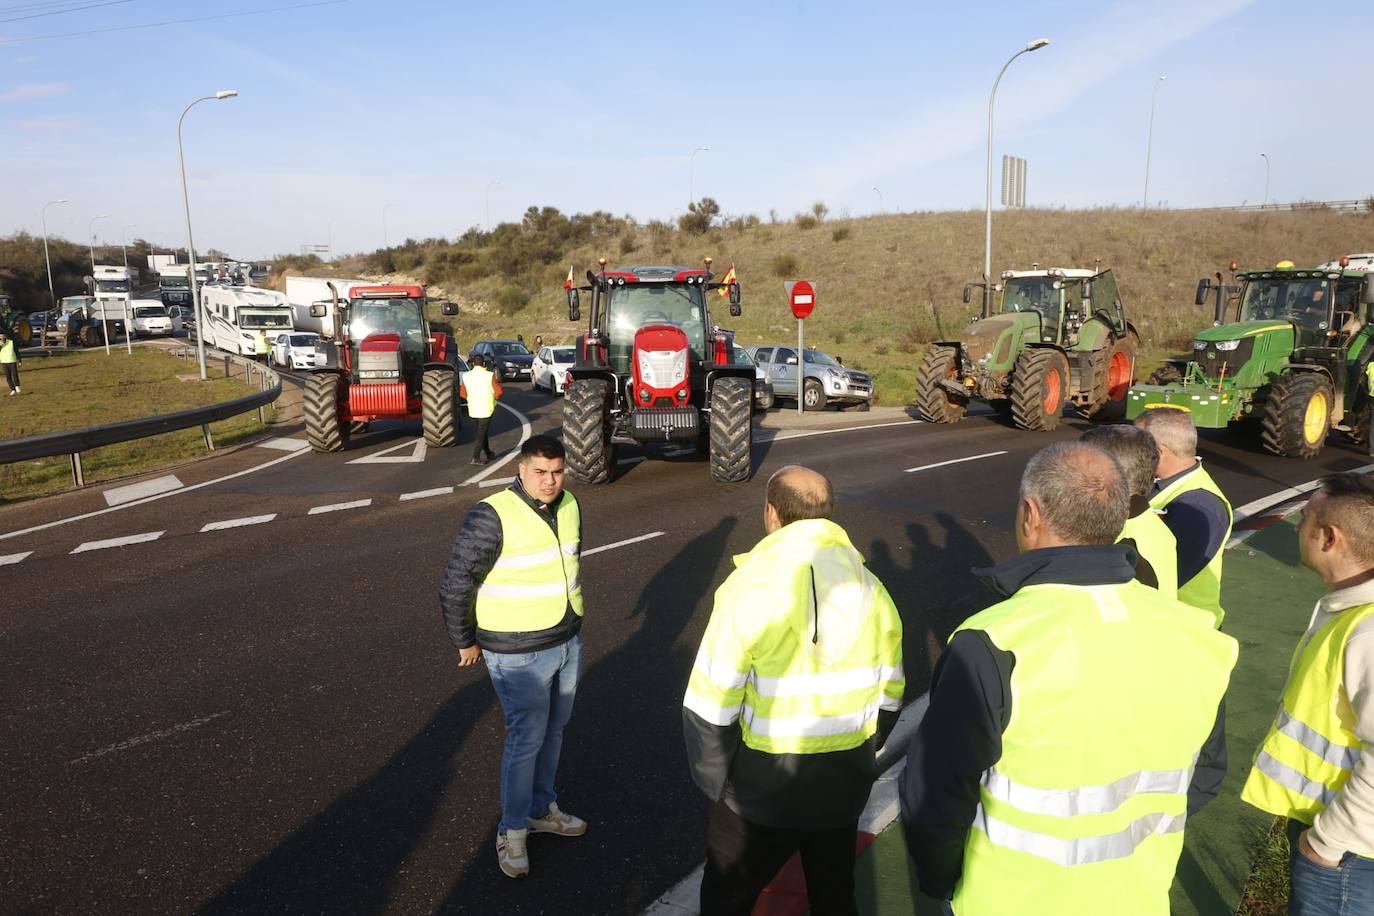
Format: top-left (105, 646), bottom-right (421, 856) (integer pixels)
top-left (1214, 339), bottom-right (1242, 351)
top-left (1193, 340), bottom-right (1208, 350)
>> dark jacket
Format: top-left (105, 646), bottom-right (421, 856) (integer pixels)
top-left (1153, 464), bottom-right (1230, 585)
top-left (438, 479), bottom-right (582, 654)
top-left (897, 544), bottom-right (1227, 900)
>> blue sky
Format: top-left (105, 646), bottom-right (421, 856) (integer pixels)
top-left (3, 0), bottom-right (1368, 259)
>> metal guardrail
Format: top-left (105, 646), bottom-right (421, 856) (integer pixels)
top-left (1174, 198), bottom-right (1373, 214)
top-left (0, 347), bottom-right (282, 488)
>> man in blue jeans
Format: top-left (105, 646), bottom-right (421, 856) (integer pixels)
top-left (439, 434), bottom-right (588, 878)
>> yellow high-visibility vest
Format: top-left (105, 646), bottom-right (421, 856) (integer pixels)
top-left (465, 366), bottom-right (497, 419)
top-left (1120, 509), bottom-right (1179, 600)
top-left (1149, 463), bottom-right (1232, 627)
top-left (474, 489), bottom-right (582, 632)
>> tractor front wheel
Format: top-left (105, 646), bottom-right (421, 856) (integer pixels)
top-left (564, 379), bottom-right (612, 484)
top-left (916, 344), bottom-right (967, 423)
top-left (709, 376), bottom-right (753, 483)
top-left (1260, 372), bottom-right (1332, 458)
top-left (304, 373), bottom-right (349, 452)
top-left (422, 368), bottom-right (459, 447)
top-left (1010, 349), bottom-right (1070, 432)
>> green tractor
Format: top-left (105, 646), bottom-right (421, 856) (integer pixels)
top-left (1127, 257), bottom-right (1374, 458)
top-left (0, 294), bottom-right (33, 347)
top-left (917, 267), bottom-right (1140, 430)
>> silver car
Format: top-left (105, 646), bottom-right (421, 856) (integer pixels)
top-left (749, 345), bottom-right (873, 411)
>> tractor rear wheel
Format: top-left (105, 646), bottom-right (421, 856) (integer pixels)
top-left (1260, 372), bottom-right (1332, 458)
top-left (15, 319), bottom-right (32, 346)
top-left (916, 344), bottom-right (966, 423)
top-left (78, 324), bottom-right (100, 348)
top-left (1010, 348), bottom-right (1070, 431)
top-left (422, 368), bottom-right (458, 447)
top-left (709, 376), bottom-right (753, 483)
top-left (304, 373), bottom-right (349, 452)
top-left (802, 378), bottom-right (827, 412)
top-left (1084, 332), bottom-right (1139, 421)
top-left (564, 378), bottom-right (612, 484)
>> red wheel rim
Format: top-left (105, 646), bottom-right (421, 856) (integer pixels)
top-left (1107, 350), bottom-right (1132, 401)
top-left (1043, 367), bottom-right (1062, 413)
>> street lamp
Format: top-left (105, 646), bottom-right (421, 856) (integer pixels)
top-left (120, 223), bottom-right (137, 354)
top-left (1260, 152), bottom-right (1270, 207)
top-left (178, 89), bottom-right (237, 381)
top-left (982, 37), bottom-right (1050, 318)
top-left (382, 203), bottom-right (392, 248)
top-left (40, 198), bottom-right (67, 319)
top-left (688, 147), bottom-right (709, 208)
top-left (89, 214), bottom-right (111, 354)
top-left (485, 181), bottom-right (502, 233)
top-left (1142, 75), bottom-right (1167, 209)
top-left (872, 187), bottom-right (883, 210)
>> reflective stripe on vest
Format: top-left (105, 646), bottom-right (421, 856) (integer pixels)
top-left (950, 580), bottom-right (1237, 915)
top-left (1149, 463), bottom-right (1232, 627)
top-left (1241, 603), bottom-right (1374, 824)
top-left (474, 489), bottom-right (581, 632)
top-left (1119, 510), bottom-right (1178, 600)
top-left (465, 366), bottom-right (497, 418)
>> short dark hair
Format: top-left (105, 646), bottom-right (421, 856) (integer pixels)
top-left (469, 354), bottom-right (485, 368)
top-left (766, 467), bottom-right (833, 527)
top-left (520, 434), bottom-right (565, 462)
top-left (1316, 473), bottom-right (1374, 564)
top-left (1021, 441), bottom-right (1129, 544)
top-left (1081, 425), bottom-right (1158, 498)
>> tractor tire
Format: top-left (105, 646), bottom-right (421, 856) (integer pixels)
top-left (1147, 363), bottom-right (1184, 386)
top-left (709, 376), bottom-right (753, 483)
top-left (1084, 332), bottom-right (1139, 421)
top-left (78, 325), bottom-right (100, 348)
top-left (802, 378), bottom-right (827, 412)
top-left (564, 378), bottom-right (612, 484)
top-left (304, 373), bottom-right (349, 453)
top-left (916, 344), bottom-right (966, 423)
top-left (1260, 372), bottom-right (1333, 458)
top-left (15, 319), bottom-right (32, 346)
top-left (1010, 348), bottom-right (1070, 432)
top-left (422, 368), bottom-right (458, 447)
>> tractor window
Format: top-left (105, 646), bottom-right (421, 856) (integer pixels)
top-left (606, 283), bottom-right (707, 373)
top-left (1087, 270), bottom-right (1126, 332)
top-left (1240, 278), bottom-right (1332, 334)
top-left (349, 301), bottom-right (423, 338)
top-left (1002, 277), bottom-right (1062, 341)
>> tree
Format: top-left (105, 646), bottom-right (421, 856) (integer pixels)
top-left (678, 197), bottom-right (721, 234)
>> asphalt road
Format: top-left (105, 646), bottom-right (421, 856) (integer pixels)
top-left (2, 386), bottom-right (1370, 914)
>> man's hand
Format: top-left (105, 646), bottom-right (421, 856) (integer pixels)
top-left (1299, 829), bottom-right (1342, 869)
top-left (458, 645), bottom-right (482, 667)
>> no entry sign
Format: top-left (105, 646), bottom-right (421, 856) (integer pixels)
top-left (787, 279), bottom-right (816, 320)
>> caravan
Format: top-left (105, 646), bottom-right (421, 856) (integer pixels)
top-left (200, 286), bottom-right (292, 357)
top-left (284, 276), bottom-right (377, 337)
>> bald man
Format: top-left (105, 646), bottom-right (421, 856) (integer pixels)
top-left (684, 466), bottom-right (905, 915)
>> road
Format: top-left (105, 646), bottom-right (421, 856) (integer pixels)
top-left (2, 387), bottom-right (1369, 914)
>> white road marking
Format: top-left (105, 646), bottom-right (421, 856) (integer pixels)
top-left (258, 437), bottom-right (309, 451)
top-left (0, 446), bottom-right (311, 542)
top-left (583, 531), bottom-right (665, 557)
top-left (71, 531), bottom-right (165, 553)
top-left (0, 551), bottom-right (33, 565)
top-left (103, 474), bottom-right (183, 507)
top-left (756, 419), bottom-right (922, 443)
top-left (400, 486), bottom-right (454, 501)
top-left (307, 499), bottom-right (372, 516)
top-left (462, 402), bottom-right (533, 486)
top-left (479, 476), bottom-right (516, 488)
top-left (69, 710), bottom-right (230, 765)
top-left (1231, 463), bottom-right (1374, 524)
top-left (200, 514), bottom-right (276, 532)
top-left (346, 438), bottom-right (428, 464)
top-left (905, 450), bottom-right (1007, 474)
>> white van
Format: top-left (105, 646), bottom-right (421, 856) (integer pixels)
top-left (200, 286), bottom-right (292, 356)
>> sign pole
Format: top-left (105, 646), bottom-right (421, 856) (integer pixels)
top-left (797, 316), bottom-right (804, 416)
top-left (785, 278), bottom-right (816, 415)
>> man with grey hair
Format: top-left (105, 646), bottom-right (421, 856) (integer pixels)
top-left (899, 442), bottom-right (1238, 913)
top-left (1136, 406), bottom-right (1232, 627)
top-left (1082, 425), bottom-right (1178, 598)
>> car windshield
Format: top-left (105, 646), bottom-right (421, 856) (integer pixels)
top-left (803, 349), bottom-right (840, 367)
top-left (490, 342), bottom-right (530, 356)
top-left (237, 309), bottom-right (292, 329)
top-left (1240, 276), bottom-right (1332, 332)
top-left (161, 276), bottom-right (189, 289)
top-left (731, 346), bottom-right (754, 366)
top-left (290, 334), bottom-right (317, 346)
top-left (95, 279), bottom-right (130, 292)
top-left (134, 306), bottom-right (167, 318)
top-left (349, 300), bottom-right (423, 338)
top-left (550, 347), bottom-right (575, 363)
top-left (606, 283), bottom-right (706, 372)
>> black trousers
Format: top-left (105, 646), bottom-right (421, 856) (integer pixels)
top-left (700, 799), bottom-right (859, 916)
top-left (3, 362), bottom-right (17, 391)
top-left (472, 416), bottom-right (494, 459)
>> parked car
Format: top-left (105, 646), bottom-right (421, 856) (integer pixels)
top-left (269, 331), bottom-right (321, 370)
top-left (469, 339), bottom-right (534, 381)
top-left (131, 302), bottom-right (182, 337)
top-left (748, 345), bottom-right (873, 411)
top-left (732, 344), bottom-right (774, 411)
top-left (532, 344), bottom-right (577, 394)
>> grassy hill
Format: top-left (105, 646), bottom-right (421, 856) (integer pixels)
top-left (278, 206), bottom-right (1374, 405)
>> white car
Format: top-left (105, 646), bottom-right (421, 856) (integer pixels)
top-left (270, 331), bottom-right (321, 370)
top-left (131, 302), bottom-right (182, 337)
top-left (532, 345), bottom-right (576, 395)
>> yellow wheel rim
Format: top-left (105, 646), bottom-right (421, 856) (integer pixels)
top-left (1303, 391), bottom-right (1328, 444)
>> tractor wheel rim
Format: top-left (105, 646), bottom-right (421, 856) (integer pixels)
top-left (1107, 351), bottom-right (1131, 401)
top-left (1304, 391), bottom-right (1328, 444)
top-left (1043, 368), bottom-right (1062, 413)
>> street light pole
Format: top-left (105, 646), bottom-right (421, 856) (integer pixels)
top-left (983, 38), bottom-right (1050, 319)
top-left (1142, 75), bottom-right (1167, 209)
top-left (178, 89), bottom-right (238, 381)
top-left (1260, 152), bottom-right (1271, 207)
top-left (89, 214), bottom-right (111, 354)
top-left (485, 181), bottom-right (501, 233)
top-left (40, 199), bottom-right (67, 319)
top-left (121, 224), bottom-right (136, 354)
top-left (689, 147), bottom-right (709, 209)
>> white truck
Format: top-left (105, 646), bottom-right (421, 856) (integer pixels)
top-left (200, 285), bottom-right (292, 357)
top-left (285, 276), bottom-right (378, 338)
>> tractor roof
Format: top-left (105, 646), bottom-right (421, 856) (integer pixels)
top-left (1001, 268), bottom-right (1096, 280)
top-left (1238, 267), bottom-right (1369, 280)
top-left (1319, 253), bottom-right (1374, 271)
top-left (601, 265), bottom-right (713, 285)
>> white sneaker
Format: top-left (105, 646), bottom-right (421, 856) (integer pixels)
top-left (528, 802), bottom-right (588, 837)
top-left (497, 827), bottom-right (529, 878)
top-left (13, 387), bottom-right (19, 394)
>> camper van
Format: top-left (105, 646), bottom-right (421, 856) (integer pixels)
top-left (200, 286), bottom-right (292, 357)
top-left (284, 276), bottom-right (377, 338)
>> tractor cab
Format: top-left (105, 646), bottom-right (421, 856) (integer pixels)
top-left (996, 268), bottom-right (1124, 348)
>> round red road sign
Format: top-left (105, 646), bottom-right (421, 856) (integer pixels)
top-left (789, 279), bottom-right (815, 320)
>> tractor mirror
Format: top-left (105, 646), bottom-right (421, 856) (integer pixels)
top-left (728, 281), bottom-right (741, 317)
top-left (1363, 280), bottom-right (1374, 306)
top-left (440, 301), bottom-right (459, 316)
top-left (1194, 278), bottom-right (1211, 306)
top-left (962, 285), bottom-right (972, 304)
top-left (309, 303), bottom-right (327, 318)
top-left (1081, 280), bottom-right (1093, 300)
top-left (567, 288), bottom-right (581, 322)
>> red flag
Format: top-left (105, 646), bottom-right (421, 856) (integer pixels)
top-left (718, 263), bottom-right (737, 297)
top-left (563, 264), bottom-right (575, 291)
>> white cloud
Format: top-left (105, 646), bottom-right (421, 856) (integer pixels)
top-left (0, 82), bottom-right (68, 102)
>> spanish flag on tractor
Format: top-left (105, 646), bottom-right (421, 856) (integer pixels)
top-left (718, 263), bottom-right (737, 297)
top-left (563, 264), bottom-right (575, 291)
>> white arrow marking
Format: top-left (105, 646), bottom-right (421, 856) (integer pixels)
top-left (104, 475), bottom-right (184, 507)
top-left (347, 439), bottom-right (428, 464)
top-left (0, 551), bottom-right (33, 565)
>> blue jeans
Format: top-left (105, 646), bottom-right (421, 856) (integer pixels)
top-left (1289, 822), bottom-right (1374, 916)
top-left (483, 635), bottom-right (581, 833)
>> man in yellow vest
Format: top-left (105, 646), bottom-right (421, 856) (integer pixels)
top-left (900, 442), bottom-right (1238, 914)
top-left (0, 330), bottom-right (19, 395)
top-left (438, 434), bottom-right (586, 879)
top-left (255, 328), bottom-right (269, 358)
top-left (460, 354), bottom-right (503, 465)
top-left (1242, 473), bottom-right (1374, 913)
top-left (1082, 424), bottom-right (1178, 598)
top-left (683, 465), bottom-right (904, 914)
top-left (1136, 406), bottom-right (1233, 627)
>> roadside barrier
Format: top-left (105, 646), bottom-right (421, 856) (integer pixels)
top-left (0, 347), bottom-right (281, 488)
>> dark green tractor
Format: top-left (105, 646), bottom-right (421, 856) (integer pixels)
top-left (0, 294), bottom-right (33, 347)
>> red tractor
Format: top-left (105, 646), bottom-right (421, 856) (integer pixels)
top-left (303, 284), bottom-right (461, 452)
top-left (562, 260), bottom-right (754, 483)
